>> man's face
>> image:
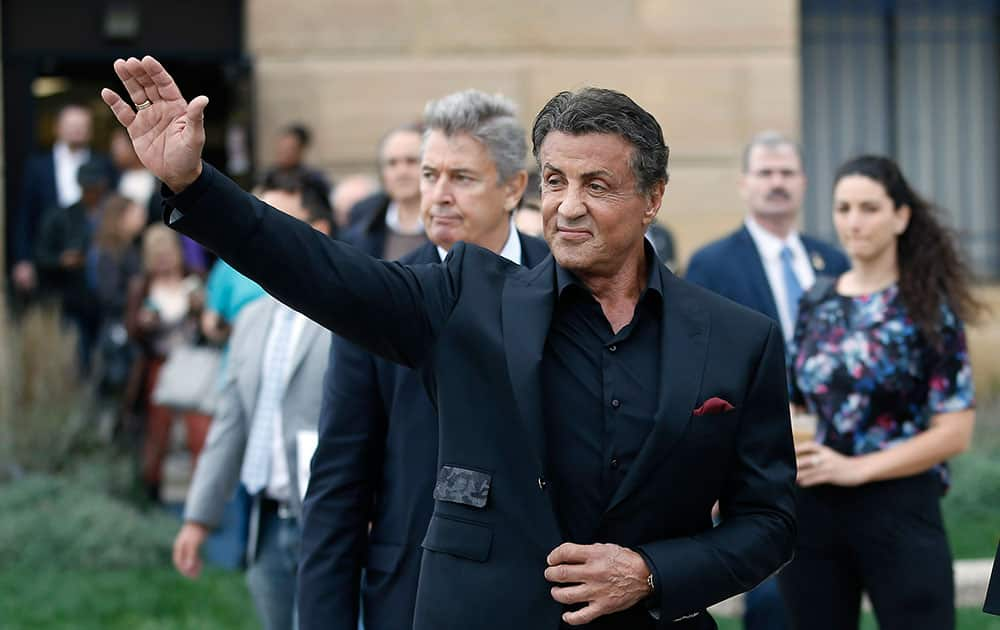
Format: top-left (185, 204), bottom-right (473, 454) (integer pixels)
top-left (380, 130), bottom-right (422, 205)
top-left (332, 176), bottom-right (377, 228)
top-left (539, 131), bottom-right (661, 277)
top-left (274, 133), bottom-right (303, 169)
top-left (57, 107), bottom-right (93, 149)
top-left (259, 189), bottom-right (307, 222)
top-left (260, 188), bottom-right (332, 235)
top-left (740, 144), bottom-right (806, 220)
top-left (420, 130), bottom-right (523, 251)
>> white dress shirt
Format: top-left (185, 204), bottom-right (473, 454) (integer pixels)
top-left (744, 216), bottom-right (816, 341)
top-left (53, 142), bottom-right (91, 208)
top-left (263, 303), bottom-right (308, 502)
top-left (437, 216), bottom-right (522, 264)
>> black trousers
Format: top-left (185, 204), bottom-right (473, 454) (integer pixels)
top-left (779, 473), bottom-right (954, 630)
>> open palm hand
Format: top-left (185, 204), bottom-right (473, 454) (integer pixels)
top-left (101, 56), bottom-right (208, 192)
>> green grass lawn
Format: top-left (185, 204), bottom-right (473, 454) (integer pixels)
top-left (0, 568), bottom-right (258, 630)
top-left (942, 400), bottom-right (1000, 559)
top-left (1, 566), bottom-right (996, 629)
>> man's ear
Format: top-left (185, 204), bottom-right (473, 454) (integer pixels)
top-left (642, 180), bottom-right (666, 227)
top-left (503, 170), bottom-right (529, 213)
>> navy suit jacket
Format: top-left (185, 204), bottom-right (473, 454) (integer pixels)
top-left (684, 225), bottom-right (849, 325)
top-left (342, 191), bottom-right (392, 256)
top-left (11, 150), bottom-right (115, 263)
top-left (299, 235), bottom-right (549, 630)
top-left (165, 163), bottom-right (796, 630)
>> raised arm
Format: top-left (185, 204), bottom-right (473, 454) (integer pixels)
top-left (102, 56), bottom-right (457, 366)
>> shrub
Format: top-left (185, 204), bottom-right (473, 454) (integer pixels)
top-left (1, 305), bottom-right (86, 478)
top-left (943, 396), bottom-right (1000, 558)
top-left (0, 460), bottom-right (177, 571)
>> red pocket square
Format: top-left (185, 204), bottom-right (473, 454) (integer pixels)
top-left (693, 397), bottom-right (735, 416)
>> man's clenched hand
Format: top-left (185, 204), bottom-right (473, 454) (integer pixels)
top-left (544, 542), bottom-right (653, 625)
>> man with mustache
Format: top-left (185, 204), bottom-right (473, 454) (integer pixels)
top-left (103, 57), bottom-right (796, 629)
top-left (685, 131), bottom-right (849, 630)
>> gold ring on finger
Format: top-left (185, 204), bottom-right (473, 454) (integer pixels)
top-left (136, 100), bottom-right (153, 111)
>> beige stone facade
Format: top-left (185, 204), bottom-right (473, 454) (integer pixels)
top-left (247, 0), bottom-right (800, 265)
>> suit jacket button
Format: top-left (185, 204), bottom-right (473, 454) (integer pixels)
top-left (538, 477), bottom-right (547, 490)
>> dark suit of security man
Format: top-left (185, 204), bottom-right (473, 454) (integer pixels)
top-left (303, 234), bottom-right (549, 630)
top-left (104, 57), bottom-right (796, 629)
top-left (298, 90), bottom-right (551, 630)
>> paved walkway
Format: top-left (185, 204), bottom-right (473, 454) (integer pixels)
top-left (709, 558), bottom-right (994, 617)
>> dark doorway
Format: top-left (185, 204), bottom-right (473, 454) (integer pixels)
top-left (2, 0), bottom-right (254, 272)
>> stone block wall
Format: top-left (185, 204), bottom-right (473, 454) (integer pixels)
top-left (247, 0), bottom-right (800, 264)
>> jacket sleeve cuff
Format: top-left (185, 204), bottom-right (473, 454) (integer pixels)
top-left (635, 547), bottom-right (663, 620)
top-left (161, 160), bottom-right (217, 225)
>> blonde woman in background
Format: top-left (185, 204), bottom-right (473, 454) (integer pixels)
top-left (125, 225), bottom-right (208, 500)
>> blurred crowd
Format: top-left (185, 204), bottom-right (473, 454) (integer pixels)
top-left (6, 90), bottom-right (984, 630)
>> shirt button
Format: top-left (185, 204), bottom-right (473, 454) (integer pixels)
top-left (608, 344), bottom-right (617, 352)
top-left (611, 399), bottom-right (621, 409)
top-left (610, 458), bottom-right (620, 470)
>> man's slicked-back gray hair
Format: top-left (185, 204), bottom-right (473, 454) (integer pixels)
top-left (531, 87), bottom-right (669, 195)
top-left (422, 90), bottom-right (527, 184)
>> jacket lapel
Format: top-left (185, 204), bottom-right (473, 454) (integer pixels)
top-left (517, 232), bottom-right (549, 268)
top-left (281, 319), bottom-right (320, 391)
top-left (236, 301), bottom-right (273, 413)
top-left (501, 255), bottom-right (555, 475)
top-left (414, 241), bottom-right (442, 264)
top-left (736, 227), bottom-right (780, 323)
top-left (606, 274), bottom-right (709, 513)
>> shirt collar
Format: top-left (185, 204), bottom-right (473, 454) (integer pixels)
top-left (53, 141), bottom-right (89, 163)
top-left (437, 215), bottom-right (522, 264)
top-left (555, 239), bottom-right (665, 306)
top-left (744, 215), bottom-right (803, 261)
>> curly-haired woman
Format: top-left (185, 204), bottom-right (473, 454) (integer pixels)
top-left (780, 155), bottom-right (981, 630)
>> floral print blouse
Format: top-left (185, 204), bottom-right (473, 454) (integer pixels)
top-left (788, 280), bottom-right (975, 489)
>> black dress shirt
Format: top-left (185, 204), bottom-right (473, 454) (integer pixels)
top-left (542, 244), bottom-right (664, 544)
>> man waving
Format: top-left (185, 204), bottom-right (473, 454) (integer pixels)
top-left (104, 56), bottom-right (795, 629)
